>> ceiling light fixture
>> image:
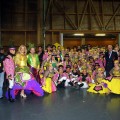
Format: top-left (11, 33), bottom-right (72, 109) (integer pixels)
top-left (95, 33), bottom-right (106, 36)
top-left (74, 33), bottom-right (84, 36)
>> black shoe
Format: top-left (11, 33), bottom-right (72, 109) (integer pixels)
top-left (79, 83), bottom-right (84, 88)
top-left (8, 88), bottom-right (15, 102)
top-left (9, 98), bottom-right (15, 103)
top-left (0, 97), bottom-right (3, 99)
top-left (69, 82), bottom-right (74, 86)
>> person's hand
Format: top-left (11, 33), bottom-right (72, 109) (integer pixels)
top-left (42, 77), bottom-right (46, 86)
top-left (57, 81), bottom-right (61, 84)
top-left (54, 68), bottom-right (58, 73)
top-left (7, 75), bottom-right (12, 80)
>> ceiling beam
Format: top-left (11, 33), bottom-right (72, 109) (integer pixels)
top-left (45, 0), bottom-right (53, 26)
top-left (105, 3), bottom-right (120, 29)
top-left (53, 0), bottom-right (77, 29)
top-left (46, 29), bottom-right (120, 34)
top-left (79, 0), bottom-right (89, 29)
top-left (89, 0), bottom-right (104, 30)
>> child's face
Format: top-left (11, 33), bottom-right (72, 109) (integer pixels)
top-left (82, 69), bottom-right (87, 74)
top-left (114, 62), bottom-right (119, 67)
top-left (49, 65), bottom-right (53, 71)
top-left (74, 64), bottom-right (77, 68)
top-left (98, 70), bottom-right (103, 74)
top-left (59, 67), bottom-right (63, 73)
top-left (52, 56), bottom-right (55, 60)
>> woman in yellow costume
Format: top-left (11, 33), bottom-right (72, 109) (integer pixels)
top-left (87, 68), bottom-right (110, 94)
top-left (14, 45), bottom-right (44, 98)
top-left (42, 63), bottom-right (57, 93)
top-left (105, 60), bottom-right (120, 94)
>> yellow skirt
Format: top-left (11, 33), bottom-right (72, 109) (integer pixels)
top-left (42, 78), bottom-right (56, 93)
top-left (104, 77), bottom-right (120, 94)
top-left (87, 83), bottom-right (110, 94)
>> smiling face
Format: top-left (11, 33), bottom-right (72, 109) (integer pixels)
top-left (65, 67), bottom-right (70, 73)
top-left (82, 69), bottom-right (87, 75)
top-left (73, 63), bottom-right (78, 68)
top-left (10, 49), bottom-right (15, 55)
top-left (59, 67), bottom-right (63, 73)
top-left (51, 55), bottom-right (55, 61)
top-left (114, 60), bottom-right (119, 67)
top-left (30, 47), bottom-right (35, 54)
top-left (98, 69), bottom-right (103, 74)
top-left (20, 46), bottom-right (26, 54)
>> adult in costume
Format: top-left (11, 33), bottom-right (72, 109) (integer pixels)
top-left (3, 45), bottom-right (16, 102)
top-left (14, 45), bottom-right (44, 98)
top-left (27, 43), bottom-right (40, 82)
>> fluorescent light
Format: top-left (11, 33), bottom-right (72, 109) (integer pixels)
top-left (74, 33), bottom-right (84, 36)
top-left (95, 33), bottom-right (106, 36)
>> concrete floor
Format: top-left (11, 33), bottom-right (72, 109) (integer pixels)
top-left (0, 88), bottom-right (120, 120)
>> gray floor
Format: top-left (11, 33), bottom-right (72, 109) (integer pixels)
top-left (0, 88), bottom-right (120, 120)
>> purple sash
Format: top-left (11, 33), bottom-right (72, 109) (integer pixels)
top-left (28, 64), bottom-right (42, 85)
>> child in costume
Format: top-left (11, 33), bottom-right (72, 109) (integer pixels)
top-left (104, 60), bottom-right (120, 94)
top-left (77, 67), bottom-right (91, 88)
top-left (53, 65), bottom-right (74, 88)
top-left (63, 54), bottom-right (72, 71)
top-left (42, 63), bottom-right (57, 93)
top-left (87, 68), bottom-right (110, 94)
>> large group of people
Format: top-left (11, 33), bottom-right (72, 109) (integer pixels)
top-left (0, 43), bottom-right (120, 102)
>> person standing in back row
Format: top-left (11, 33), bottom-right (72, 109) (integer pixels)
top-left (105, 45), bottom-right (118, 77)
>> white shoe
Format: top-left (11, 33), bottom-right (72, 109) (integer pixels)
top-left (20, 93), bottom-right (27, 98)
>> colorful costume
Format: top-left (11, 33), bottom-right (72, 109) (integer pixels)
top-left (63, 61), bottom-right (72, 71)
top-left (87, 74), bottom-right (110, 94)
top-left (104, 68), bottom-right (120, 94)
top-left (27, 53), bottom-right (40, 82)
top-left (42, 70), bottom-right (56, 93)
top-left (53, 72), bottom-right (72, 87)
top-left (3, 54), bottom-right (16, 101)
top-left (12, 53), bottom-right (44, 97)
top-left (78, 73), bottom-right (91, 88)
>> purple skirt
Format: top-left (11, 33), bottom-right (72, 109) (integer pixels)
top-left (6, 79), bottom-right (44, 99)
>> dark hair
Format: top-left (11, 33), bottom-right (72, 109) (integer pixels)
top-left (47, 44), bottom-right (51, 48)
top-left (58, 65), bottom-right (63, 71)
top-left (38, 45), bottom-right (43, 48)
top-left (66, 65), bottom-right (71, 69)
top-left (73, 46), bottom-right (77, 49)
top-left (58, 65), bottom-right (63, 68)
top-left (64, 54), bottom-right (69, 57)
top-left (52, 45), bottom-right (56, 48)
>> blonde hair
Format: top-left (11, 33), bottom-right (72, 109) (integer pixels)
top-left (114, 60), bottom-right (119, 64)
top-left (17, 45), bottom-right (27, 55)
top-left (98, 67), bottom-right (104, 72)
